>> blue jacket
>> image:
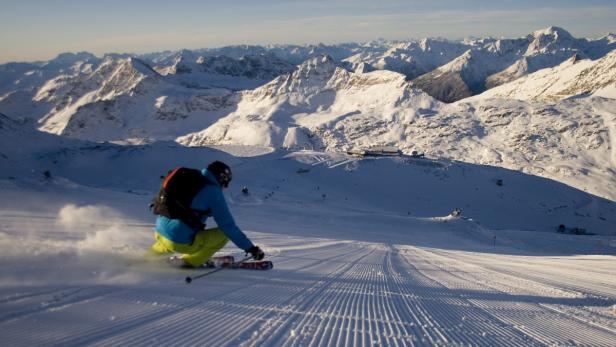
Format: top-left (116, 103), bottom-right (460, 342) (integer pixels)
top-left (155, 169), bottom-right (254, 251)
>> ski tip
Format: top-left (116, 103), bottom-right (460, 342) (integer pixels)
top-left (185, 276), bottom-right (193, 284)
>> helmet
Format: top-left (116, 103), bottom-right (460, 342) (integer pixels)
top-left (207, 161), bottom-right (232, 188)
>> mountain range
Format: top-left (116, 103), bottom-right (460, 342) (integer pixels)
top-left (0, 26), bottom-right (615, 201)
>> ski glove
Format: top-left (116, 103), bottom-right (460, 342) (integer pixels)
top-left (246, 246), bottom-right (265, 260)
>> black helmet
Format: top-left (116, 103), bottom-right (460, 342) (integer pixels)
top-left (208, 161), bottom-right (232, 188)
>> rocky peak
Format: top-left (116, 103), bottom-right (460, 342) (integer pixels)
top-left (44, 52), bottom-right (99, 69)
top-left (294, 54), bottom-right (339, 79)
top-left (527, 26), bottom-right (577, 54)
top-left (354, 62), bottom-right (374, 73)
top-left (170, 53), bottom-right (198, 74)
top-left (96, 58), bottom-right (159, 99)
top-left (419, 38), bottom-right (430, 52)
top-left (486, 37), bottom-right (527, 55)
top-left (192, 54), bottom-right (294, 80)
top-left (250, 55), bottom-right (346, 98)
top-left (441, 50), bottom-right (474, 72)
top-left (126, 57), bottom-right (159, 77)
top-left (531, 26), bottom-right (574, 41)
top-left (175, 49), bottom-right (198, 61)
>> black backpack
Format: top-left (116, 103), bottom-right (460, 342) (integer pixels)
top-left (152, 167), bottom-right (212, 230)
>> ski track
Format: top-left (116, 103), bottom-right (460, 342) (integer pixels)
top-left (434, 250), bottom-right (616, 300)
top-left (1, 232), bottom-right (616, 346)
top-left (399, 246), bottom-right (616, 345)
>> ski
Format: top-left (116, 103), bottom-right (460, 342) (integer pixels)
top-left (207, 257), bottom-right (273, 270)
top-left (203, 256), bottom-right (273, 270)
top-left (230, 260), bottom-right (273, 270)
top-left (185, 257), bottom-right (273, 284)
top-left (204, 255), bottom-right (235, 268)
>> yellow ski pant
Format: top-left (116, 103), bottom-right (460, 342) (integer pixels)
top-left (150, 228), bottom-right (229, 267)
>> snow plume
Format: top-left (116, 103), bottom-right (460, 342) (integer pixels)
top-left (56, 204), bottom-right (148, 253)
top-left (0, 204), bottom-right (153, 286)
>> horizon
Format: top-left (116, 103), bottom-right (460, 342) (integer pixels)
top-left (1, 0), bottom-right (616, 64)
top-left (3, 25), bottom-right (614, 65)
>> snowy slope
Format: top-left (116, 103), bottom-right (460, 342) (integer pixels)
top-left (343, 38), bottom-right (470, 80)
top-left (1, 140), bottom-right (615, 346)
top-left (475, 49), bottom-right (616, 101)
top-left (1, 54), bottom-right (299, 143)
top-left (0, 52), bottom-right (100, 95)
top-left (177, 55), bottom-right (439, 149)
top-left (450, 97), bottom-right (616, 200)
top-left (413, 27), bottom-right (616, 102)
top-left (153, 51), bottom-right (295, 90)
top-left (171, 55), bottom-right (616, 201)
top-left (29, 57), bottom-right (239, 143)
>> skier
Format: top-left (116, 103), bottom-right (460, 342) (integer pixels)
top-left (150, 161), bottom-right (265, 268)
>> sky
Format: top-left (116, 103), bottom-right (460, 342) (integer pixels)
top-left (1, 0), bottom-right (615, 63)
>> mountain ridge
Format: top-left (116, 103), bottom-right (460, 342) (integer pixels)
top-left (0, 27), bottom-right (615, 200)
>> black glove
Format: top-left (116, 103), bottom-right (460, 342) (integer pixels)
top-left (246, 246), bottom-right (265, 260)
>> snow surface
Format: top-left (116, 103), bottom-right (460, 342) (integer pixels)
top-left (475, 50), bottom-right (616, 101)
top-left (1, 140), bottom-right (615, 346)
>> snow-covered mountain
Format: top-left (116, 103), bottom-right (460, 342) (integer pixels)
top-left (133, 28), bottom-right (615, 103)
top-left (198, 42), bottom-right (364, 65)
top-left (412, 49), bottom-right (493, 102)
top-left (3, 50), bottom-right (614, 200)
top-left (177, 55), bottom-right (439, 149)
top-left (171, 54), bottom-right (616, 201)
top-left (453, 97), bottom-right (616, 200)
top-left (2, 26), bottom-right (614, 105)
top-left (343, 38), bottom-right (470, 80)
top-left (0, 53), bottom-right (298, 141)
top-left (153, 51), bottom-right (295, 90)
top-left (143, 43), bottom-right (364, 67)
top-left (30, 57), bottom-right (238, 142)
top-left (413, 27), bottom-right (616, 102)
top-left (0, 52), bottom-right (100, 96)
top-left (0, 26), bottom-right (615, 200)
top-left (475, 49), bottom-right (616, 101)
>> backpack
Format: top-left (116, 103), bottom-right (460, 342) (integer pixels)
top-left (152, 167), bottom-right (212, 230)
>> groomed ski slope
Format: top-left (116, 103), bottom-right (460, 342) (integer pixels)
top-left (1, 220), bottom-right (615, 346)
top-left (1, 147), bottom-right (615, 346)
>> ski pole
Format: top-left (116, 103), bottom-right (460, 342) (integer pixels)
top-left (185, 256), bottom-right (253, 284)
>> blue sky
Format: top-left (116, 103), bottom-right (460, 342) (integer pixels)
top-left (1, 0), bottom-right (615, 63)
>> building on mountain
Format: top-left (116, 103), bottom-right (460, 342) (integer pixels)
top-left (347, 146), bottom-right (401, 157)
